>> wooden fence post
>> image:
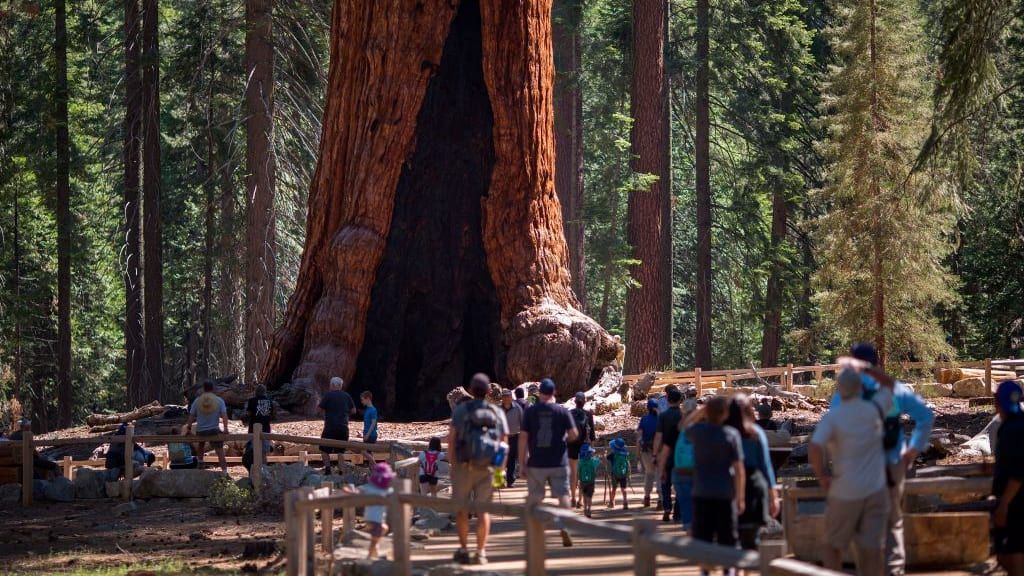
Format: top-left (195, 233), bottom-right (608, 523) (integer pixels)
top-left (633, 519), bottom-right (657, 576)
top-left (985, 358), bottom-right (993, 394)
top-left (342, 504), bottom-right (355, 544)
top-left (21, 420), bottom-right (32, 506)
top-left (284, 489), bottom-right (299, 576)
top-left (252, 423), bottom-right (263, 494)
top-left (123, 423), bottom-right (135, 501)
top-left (725, 372), bottom-right (733, 388)
top-left (786, 363), bottom-right (794, 391)
top-left (320, 481), bottom-right (334, 552)
top-left (695, 367), bottom-right (703, 396)
top-left (62, 455), bottom-right (72, 479)
top-left (524, 504), bottom-right (546, 576)
top-left (390, 478), bottom-right (412, 573)
top-left (303, 488), bottom-right (315, 574)
top-left (814, 363), bottom-right (823, 384)
top-left (298, 450), bottom-right (308, 467)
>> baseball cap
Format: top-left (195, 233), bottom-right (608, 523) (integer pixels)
top-left (574, 391), bottom-right (586, 402)
top-left (501, 389), bottom-right (512, 397)
top-left (646, 398), bottom-right (658, 410)
top-left (850, 342), bottom-right (880, 366)
top-left (666, 386), bottom-right (683, 403)
top-left (995, 380), bottom-right (1022, 415)
top-left (539, 378), bottom-right (556, 396)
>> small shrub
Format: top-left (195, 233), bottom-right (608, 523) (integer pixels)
top-left (209, 476), bottom-right (255, 515)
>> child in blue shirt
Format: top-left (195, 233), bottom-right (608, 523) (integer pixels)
top-left (637, 398), bottom-right (660, 507)
top-left (360, 391), bottom-right (379, 470)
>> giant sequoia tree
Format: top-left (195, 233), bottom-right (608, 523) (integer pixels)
top-left (260, 0), bottom-right (616, 418)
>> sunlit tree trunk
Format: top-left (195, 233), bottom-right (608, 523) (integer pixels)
top-left (55, 0), bottom-right (72, 427)
top-left (142, 0), bottom-right (164, 401)
top-left (124, 0), bottom-right (146, 407)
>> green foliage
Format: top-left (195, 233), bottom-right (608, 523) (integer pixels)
top-left (208, 476), bottom-right (256, 515)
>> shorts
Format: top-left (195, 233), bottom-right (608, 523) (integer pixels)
top-left (452, 464), bottom-right (494, 504)
top-left (825, 488), bottom-right (890, 551)
top-left (568, 442), bottom-right (583, 460)
top-left (367, 521), bottom-right (386, 538)
top-left (419, 474), bottom-right (439, 486)
top-left (611, 476), bottom-right (627, 489)
top-left (693, 498), bottom-right (737, 546)
top-left (527, 466), bottom-right (570, 503)
top-left (196, 429), bottom-right (223, 447)
top-left (321, 426), bottom-right (349, 454)
top-left (580, 481), bottom-right (596, 498)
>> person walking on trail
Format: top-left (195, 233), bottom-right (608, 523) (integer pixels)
top-left (653, 384), bottom-right (684, 522)
top-left (637, 398), bottom-right (660, 507)
top-left (514, 387), bottom-right (529, 412)
top-left (520, 378), bottom-right (578, 548)
top-left (568, 391), bottom-right (596, 508)
top-left (673, 403), bottom-right (698, 531)
top-left (242, 385), bottom-right (276, 472)
top-left (448, 373), bottom-right (509, 565)
top-left (501, 389), bottom-right (524, 487)
top-left (319, 376), bottom-right (356, 475)
top-left (576, 443), bottom-right (600, 518)
top-left (724, 395), bottom-right (779, 556)
top-left (418, 436), bottom-right (447, 497)
top-left (361, 463), bottom-right (395, 560)
top-left (992, 380), bottom-right (1024, 576)
top-left (606, 437), bottom-right (632, 509)
top-left (687, 395), bottom-right (746, 568)
top-left (358, 391), bottom-right (379, 470)
top-left (835, 343), bottom-right (934, 576)
top-left (184, 380), bottom-right (230, 474)
top-left (810, 365), bottom-right (896, 576)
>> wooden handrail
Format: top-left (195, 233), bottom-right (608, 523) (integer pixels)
top-left (785, 476), bottom-right (991, 500)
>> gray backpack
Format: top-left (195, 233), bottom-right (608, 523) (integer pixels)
top-left (458, 400), bottom-right (502, 466)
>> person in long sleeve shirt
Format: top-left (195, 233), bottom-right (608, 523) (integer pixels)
top-left (831, 343), bottom-right (935, 576)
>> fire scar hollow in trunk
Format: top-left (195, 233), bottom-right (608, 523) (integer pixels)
top-left (261, 0), bottom-right (616, 419)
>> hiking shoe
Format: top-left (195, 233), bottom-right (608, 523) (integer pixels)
top-left (571, 498), bottom-right (577, 508)
top-left (560, 529), bottom-right (573, 547)
top-left (585, 509), bottom-right (592, 518)
top-left (662, 510), bottom-right (671, 522)
top-left (472, 551), bottom-right (488, 565)
top-left (643, 496), bottom-right (651, 508)
top-left (452, 549), bottom-right (471, 564)
top-left (623, 501), bottom-right (629, 510)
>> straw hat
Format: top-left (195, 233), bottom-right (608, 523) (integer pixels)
top-left (196, 392), bottom-right (220, 416)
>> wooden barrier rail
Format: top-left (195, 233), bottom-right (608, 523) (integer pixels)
top-left (284, 481), bottom-right (830, 576)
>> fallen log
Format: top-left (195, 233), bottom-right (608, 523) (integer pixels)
top-left (937, 367), bottom-right (1016, 384)
top-left (85, 400), bottom-right (164, 427)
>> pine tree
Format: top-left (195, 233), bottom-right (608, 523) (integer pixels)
top-left (814, 0), bottom-right (957, 365)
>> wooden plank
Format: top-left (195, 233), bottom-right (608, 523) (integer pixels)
top-left (769, 558), bottom-right (846, 576)
top-left (303, 488), bottom-right (314, 575)
top-left (264, 433), bottom-right (388, 453)
top-left (123, 423), bottom-right (134, 501)
top-left (252, 423), bottom-right (263, 493)
top-left (524, 504), bottom-right (546, 576)
top-left (695, 367), bottom-right (702, 396)
top-left (985, 358), bottom-right (993, 394)
top-left (643, 533), bottom-right (759, 569)
top-left (342, 505), bottom-right (355, 543)
top-left (21, 424), bottom-right (32, 506)
top-left (784, 476), bottom-right (991, 499)
top-left (390, 479), bottom-right (412, 574)
top-left (320, 481), bottom-right (333, 553)
top-left (284, 489), bottom-right (299, 576)
top-left (633, 520), bottom-right (657, 576)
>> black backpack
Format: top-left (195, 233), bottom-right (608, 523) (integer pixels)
top-left (458, 400), bottom-right (503, 466)
top-left (571, 408), bottom-right (592, 441)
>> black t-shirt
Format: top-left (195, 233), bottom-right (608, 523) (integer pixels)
top-left (245, 395), bottom-right (275, 433)
top-left (569, 407), bottom-right (595, 445)
top-left (319, 390), bottom-right (354, 431)
top-left (523, 401), bottom-right (577, 468)
top-left (657, 406), bottom-right (683, 470)
top-left (994, 415), bottom-right (1024, 501)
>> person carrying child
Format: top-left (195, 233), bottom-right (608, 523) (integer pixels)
top-left (418, 436), bottom-right (447, 497)
top-left (576, 443), bottom-right (600, 518)
top-left (606, 437), bottom-right (631, 510)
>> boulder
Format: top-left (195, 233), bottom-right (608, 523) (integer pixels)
top-left (134, 468), bottom-right (223, 499)
top-left (952, 378), bottom-right (987, 398)
top-left (105, 481), bottom-right (122, 498)
top-left (791, 385), bottom-right (818, 398)
top-left (73, 467), bottom-right (107, 499)
top-left (414, 508), bottom-right (453, 532)
top-left (789, 442), bottom-right (809, 461)
top-left (631, 372), bottom-right (657, 398)
top-left (113, 501), bottom-right (137, 517)
top-left (917, 383), bottom-right (953, 397)
top-left (0, 483), bottom-right (21, 502)
top-left (300, 472), bottom-right (324, 488)
top-left (41, 477), bottom-right (75, 502)
top-left (260, 463), bottom-right (320, 495)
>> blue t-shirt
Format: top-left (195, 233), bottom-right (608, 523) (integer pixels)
top-left (319, 390), bottom-right (354, 431)
top-left (522, 401), bottom-right (577, 468)
top-left (363, 405), bottom-right (378, 442)
top-left (638, 413), bottom-right (658, 448)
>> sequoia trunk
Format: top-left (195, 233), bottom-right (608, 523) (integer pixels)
top-left (124, 0), bottom-right (146, 407)
top-left (55, 0), bottom-right (72, 428)
top-left (694, 0), bottom-right (713, 369)
top-left (142, 0), bottom-right (164, 401)
top-left (261, 0), bottom-right (615, 417)
top-left (760, 189), bottom-right (787, 367)
top-left (625, 0), bottom-right (672, 373)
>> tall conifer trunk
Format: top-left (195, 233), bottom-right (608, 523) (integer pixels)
top-left (244, 0), bottom-right (276, 386)
top-left (760, 190), bottom-right (786, 367)
top-left (694, 0), bottom-right (712, 369)
top-left (55, 0), bottom-right (72, 427)
top-left (261, 0), bottom-right (615, 417)
top-left (142, 0), bottom-right (163, 401)
top-left (552, 0), bottom-right (585, 308)
top-left (124, 0), bottom-right (146, 407)
top-left (625, 0), bottom-right (672, 373)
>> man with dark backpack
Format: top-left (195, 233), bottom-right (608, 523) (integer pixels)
top-left (568, 391), bottom-right (596, 508)
top-left (447, 373), bottom-right (509, 565)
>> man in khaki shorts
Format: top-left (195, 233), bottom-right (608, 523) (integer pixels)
top-left (448, 373), bottom-right (508, 565)
top-left (810, 365), bottom-right (895, 576)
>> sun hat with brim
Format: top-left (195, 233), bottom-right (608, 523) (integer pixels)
top-left (370, 462), bottom-right (396, 489)
top-left (646, 398), bottom-right (658, 410)
top-left (579, 443), bottom-right (595, 460)
top-left (996, 380), bottom-right (1023, 415)
top-left (197, 392), bottom-right (220, 416)
top-left (610, 437), bottom-right (627, 454)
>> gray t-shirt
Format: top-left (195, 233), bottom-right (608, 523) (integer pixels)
top-left (451, 399), bottom-right (509, 459)
top-left (687, 422), bottom-right (744, 500)
top-left (811, 387), bottom-right (893, 501)
top-left (503, 402), bottom-right (524, 435)
top-left (189, 394), bottom-right (227, 433)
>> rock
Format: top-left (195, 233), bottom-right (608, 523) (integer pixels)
top-left (917, 383), bottom-right (953, 397)
top-left (791, 385), bottom-right (818, 398)
top-left (112, 501), bottom-right (137, 517)
top-left (241, 540), bottom-right (278, 558)
top-left (73, 467), bottom-right (107, 499)
top-left (631, 372), bottom-right (658, 398)
top-left (133, 468), bottom-right (223, 499)
top-left (789, 442), bottom-right (809, 461)
top-left (952, 378), bottom-right (987, 398)
top-left (414, 508), bottom-right (453, 531)
top-left (0, 483), bottom-right (21, 502)
top-left (236, 477), bottom-right (254, 491)
top-left (301, 472), bottom-right (324, 488)
top-left (927, 432), bottom-right (958, 458)
top-left (42, 477), bottom-right (75, 502)
top-left (629, 400), bottom-right (647, 417)
top-left (717, 386), bottom-right (756, 397)
top-left (763, 430), bottom-right (792, 448)
top-left (105, 481), bottom-right (121, 498)
top-left (332, 559), bottom-right (400, 576)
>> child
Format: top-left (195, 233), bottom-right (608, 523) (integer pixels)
top-left (576, 443), bottom-right (600, 518)
top-left (418, 436), bottom-right (446, 497)
top-left (362, 463), bottom-right (395, 559)
top-left (606, 437), bottom-right (631, 510)
top-left (168, 426), bottom-right (197, 469)
top-left (360, 391), bottom-right (379, 469)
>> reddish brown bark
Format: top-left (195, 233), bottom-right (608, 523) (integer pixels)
top-left (552, 0), bottom-right (585, 309)
top-left (142, 0), bottom-right (163, 401)
top-left (55, 0), bottom-right (72, 427)
top-left (625, 0), bottom-right (672, 373)
top-left (124, 0), bottom-right (146, 407)
top-left (244, 0), bottom-right (276, 386)
top-left (760, 190), bottom-right (787, 367)
top-left (694, 0), bottom-right (712, 369)
top-left (261, 0), bottom-right (615, 416)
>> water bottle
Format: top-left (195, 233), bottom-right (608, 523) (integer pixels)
top-left (493, 441), bottom-right (509, 467)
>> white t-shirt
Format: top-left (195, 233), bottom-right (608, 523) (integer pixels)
top-left (360, 483), bottom-right (392, 524)
top-left (811, 387), bottom-right (893, 501)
